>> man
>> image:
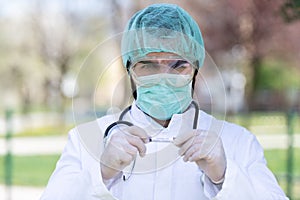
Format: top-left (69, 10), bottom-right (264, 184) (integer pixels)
top-left (41, 4), bottom-right (288, 200)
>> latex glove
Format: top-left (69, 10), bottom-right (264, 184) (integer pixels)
top-left (173, 129), bottom-right (226, 184)
top-left (100, 125), bottom-right (149, 180)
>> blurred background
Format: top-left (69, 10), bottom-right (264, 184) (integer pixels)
top-left (0, 0), bottom-right (300, 199)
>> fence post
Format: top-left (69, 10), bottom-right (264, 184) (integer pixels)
top-left (286, 109), bottom-right (295, 199)
top-left (4, 109), bottom-right (13, 200)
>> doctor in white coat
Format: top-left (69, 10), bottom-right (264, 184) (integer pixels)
top-left (41, 3), bottom-right (288, 200)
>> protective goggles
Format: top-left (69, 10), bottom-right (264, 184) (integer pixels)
top-left (129, 58), bottom-right (196, 87)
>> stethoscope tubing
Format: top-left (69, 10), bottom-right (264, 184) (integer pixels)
top-left (103, 101), bottom-right (199, 181)
top-left (103, 101), bottom-right (199, 139)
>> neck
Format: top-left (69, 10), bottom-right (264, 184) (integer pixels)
top-left (152, 117), bottom-right (170, 128)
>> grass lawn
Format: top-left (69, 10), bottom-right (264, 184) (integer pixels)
top-left (0, 148), bottom-right (299, 184)
top-left (264, 148), bottom-right (300, 199)
top-left (265, 148), bottom-right (300, 175)
top-left (0, 154), bottom-right (60, 186)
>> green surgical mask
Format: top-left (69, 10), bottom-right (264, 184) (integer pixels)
top-left (135, 74), bottom-right (193, 120)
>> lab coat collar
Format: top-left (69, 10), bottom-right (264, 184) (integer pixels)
top-left (128, 101), bottom-right (197, 135)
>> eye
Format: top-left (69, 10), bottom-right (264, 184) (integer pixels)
top-left (132, 62), bottom-right (161, 76)
top-left (141, 64), bottom-right (161, 71)
top-left (135, 61), bottom-right (158, 68)
top-left (170, 60), bottom-right (190, 71)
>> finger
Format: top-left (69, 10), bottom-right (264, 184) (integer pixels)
top-left (173, 129), bottom-right (195, 146)
top-left (118, 151), bottom-right (135, 168)
top-left (101, 147), bottom-right (134, 171)
top-left (182, 141), bottom-right (203, 161)
top-left (125, 135), bottom-right (147, 157)
top-left (178, 137), bottom-right (194, 156)
top-left (188, 150), bottom-right (206, 162)
top-left (109, 127), bottom-right (147, 157)
top-left (187, 135), bottom-right (219, 162)
top-left (122, 142), bottom-right (139, 156)
top-left (178, 131), bottom-right (202, 155)
top-left (125, 126), bottom-right (150, 143)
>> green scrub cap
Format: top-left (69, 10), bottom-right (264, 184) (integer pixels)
top-left (121, 3), bottom-right (205, 69)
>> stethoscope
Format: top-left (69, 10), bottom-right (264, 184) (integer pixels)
top-left (103, 100), bottom-right (199, 180)
top-left (104, 100), bottom-right (199, 139)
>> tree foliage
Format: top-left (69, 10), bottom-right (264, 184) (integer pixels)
top-left (181, 0), bottom-right (300, 109)
top-left (281, 0), bottom-right (300, 22)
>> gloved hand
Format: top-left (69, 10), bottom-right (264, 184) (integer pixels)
top-left (173, 129), bottom-right (226, 184)
top-left (100, 125), bottom-right (149, 180)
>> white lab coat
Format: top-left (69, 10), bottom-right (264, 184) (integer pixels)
top-left (41, 102), bottom-right (288, 200)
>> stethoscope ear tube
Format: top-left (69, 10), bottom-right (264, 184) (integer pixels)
top-left (190, 101), bottom-right (199, 129)
top-left (104, 120), bottom-right (134, 138)
top-left (118, 105), bottom-right (132, 121)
